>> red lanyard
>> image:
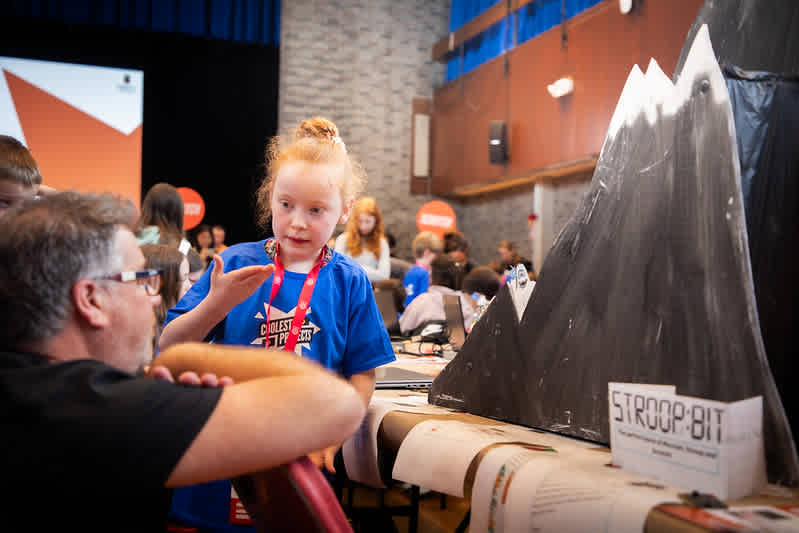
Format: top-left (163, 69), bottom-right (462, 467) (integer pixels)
top-left (264, 244), bottom-right (324, 352)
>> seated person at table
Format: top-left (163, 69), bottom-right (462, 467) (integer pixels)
top-left (402, 231), bottom-right (443, 308)
top-left (497, 239), bottom-right (534, 274)
top-left (462, 265), bottom-right (502, 302)
top-left (212, 223), bottom-right (229, 252)
top-left (400, 254), bottom-right (476, 336)
top-left (0, 134), bottom-right (42, 219)
top-left (135, 182), bottom-right (191, 252)
top-left (141, 243), bottom-right (193, 350)
top-left (334, 196), bottom-right (391, 282)
top-left (443, 230), bottom-right (476, 284)
top-left (0, 191), bottom-right (366, 531)
top-left (192, 223), bottom-right (218, 268)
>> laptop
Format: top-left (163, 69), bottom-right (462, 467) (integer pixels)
top-left (374, 365), bottom-right (435, 390)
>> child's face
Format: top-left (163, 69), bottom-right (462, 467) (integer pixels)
top-left (450, 249), bottom-right (467, 264)
top-left (212, 227), bottom-right (225, 245)
top-left (498, 246), bottom-right (513, 262)
top-left (196, 230), bottom-right (212, 249)
top-left (357, 213), bottom-right (377, 236)
top-left (0, 180), bottom-right (38, 219)
top-left (271, 161), bottom-right (350, 268)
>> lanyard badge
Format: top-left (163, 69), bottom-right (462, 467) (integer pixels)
top-left (264, 243), bottom-right (325, 352)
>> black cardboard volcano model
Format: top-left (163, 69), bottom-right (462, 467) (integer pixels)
top-left (674, 0), bottom-right (799, 78)
top-left (429, 26), bottom-right (799, 486)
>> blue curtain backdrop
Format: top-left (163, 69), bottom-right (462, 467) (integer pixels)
top-left (0, 0), bottom-right (280, 46)
top-left (446, 0), bottom-right (602, 82)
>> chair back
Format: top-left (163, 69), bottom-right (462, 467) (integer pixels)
top-left (374, 286), bottom-right (402, 336)
top-left (232, 457), bottom-right (353, 533)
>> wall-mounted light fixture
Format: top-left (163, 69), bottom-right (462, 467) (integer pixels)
top-left (619, 0), bottom-right (634, 14)
top-left (489, 120), bottom-right (508, 164)
top-left (547, 77), bottom-right (574, 98)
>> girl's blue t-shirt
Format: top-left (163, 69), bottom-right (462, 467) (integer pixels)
top-left (165, 239), bottom-right (395, 377)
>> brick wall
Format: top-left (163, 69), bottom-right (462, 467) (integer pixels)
top-left (279, 0), bottom-right (450, 262)
top-left (279, 0), bottom-right (588, 269)
top-left (452, 188), bottom-right (536, 269)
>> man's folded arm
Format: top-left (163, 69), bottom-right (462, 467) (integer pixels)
top-left (154, 343), bottom-right (366, 487)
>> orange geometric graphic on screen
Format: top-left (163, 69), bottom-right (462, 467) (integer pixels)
top-left (178, 187), bottom-right (205, 230)
top-left (416, 200), bottom-right (456, 237)
top-left (3, 69), bottom-right (142, 206)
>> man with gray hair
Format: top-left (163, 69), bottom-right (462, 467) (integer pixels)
top-left (0, 192), bottom-right (365, 530)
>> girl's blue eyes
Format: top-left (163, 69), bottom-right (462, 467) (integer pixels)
top-left (278, 201), bottom-right (324, 215)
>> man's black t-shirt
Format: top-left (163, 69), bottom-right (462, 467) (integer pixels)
top-left (0, 350), bottom-right (222, 531)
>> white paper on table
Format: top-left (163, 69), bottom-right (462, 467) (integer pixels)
top-left (726, 396), bottom-right (767, 500)
top-left (470, 445), bottom-right (559, 533)
top-left (341, 396), bottom-right (456, 488)
top-left (605, 481), bottom-right (683, 533)
top-left (392, 420), bottom-right (552, 497)
top-left (378, 394), bottom-right (458, 414)
top-left (499, 459), bottom-right (681, 533)
top-left (342, 399), bottom-right (394, 488)
top-left (391, 355), bottom-right (450, 364)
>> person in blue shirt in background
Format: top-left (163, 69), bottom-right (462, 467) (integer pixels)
top-left (402, 231), bottom-right (443, 308)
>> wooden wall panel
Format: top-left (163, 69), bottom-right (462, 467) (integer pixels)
top-left (410, 97), bottom-right (433, 195)
top-left (431, 0), bottom-right (703, 195)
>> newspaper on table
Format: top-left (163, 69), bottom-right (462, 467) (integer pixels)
top-left (342, 395), bottom-right (456, 488)
top-left (392, 419), bottom-right (561, 497)
top-left (470, 444), bottom-right (682, 533)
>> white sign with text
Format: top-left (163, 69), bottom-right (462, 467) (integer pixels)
top-left (608, 383), bottom-right (766, 500)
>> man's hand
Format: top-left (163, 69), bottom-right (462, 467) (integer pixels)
top-left (148, 365), bottom-right (234, 387)
top-left (308, 443), bottom-right (341, 473)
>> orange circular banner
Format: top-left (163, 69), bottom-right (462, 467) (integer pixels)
top-left (416, 200), bottom-right (456, 237)
top-left (178, 187), bottom-right (205, 230)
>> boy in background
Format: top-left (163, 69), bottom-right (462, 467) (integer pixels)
top-left (400, 254), bottom-right (476, 335)
top-left (0, 135), bottom-right (42, 219)
top-left (402, 231), bottom-right (443, 308)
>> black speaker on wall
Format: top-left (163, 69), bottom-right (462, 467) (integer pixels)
top-left (489, 120), bottom-right (508, 164)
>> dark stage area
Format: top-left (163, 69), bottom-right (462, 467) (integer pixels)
top-left (0, 14), bottom-right (279, 244)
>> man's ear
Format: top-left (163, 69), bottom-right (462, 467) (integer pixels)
top-left (72, 280), bottom-right (111, 328)
top-left (339, 198), bottom-right (354, 225)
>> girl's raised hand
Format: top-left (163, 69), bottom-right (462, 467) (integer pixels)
top-left (207, 254), bottom-right (275, 312)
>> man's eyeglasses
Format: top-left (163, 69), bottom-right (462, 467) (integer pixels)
top-left (96, 269), bottom-right (162, 296)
